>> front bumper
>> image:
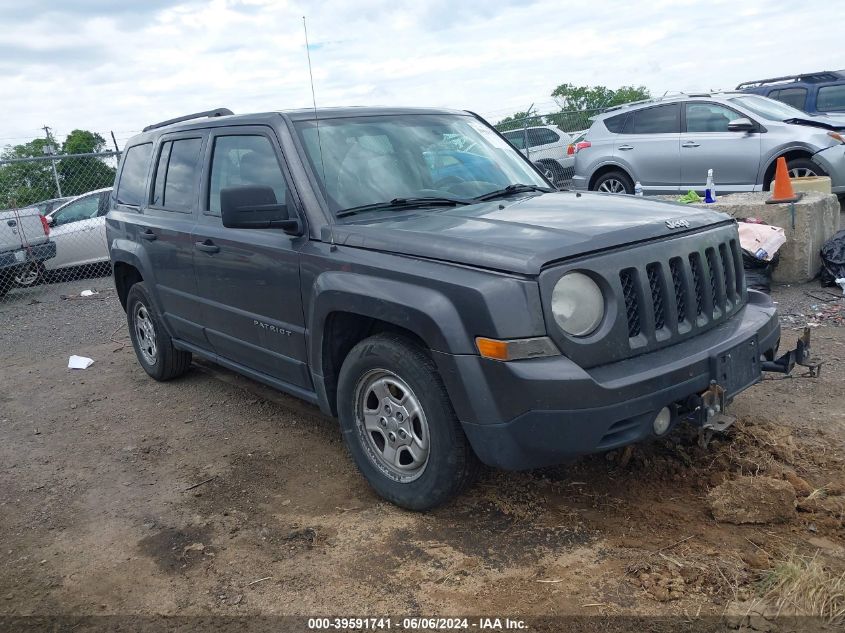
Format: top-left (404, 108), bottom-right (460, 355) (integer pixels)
top-left (813, 144), bottom-right (845, 193)
top-left (435, 291), bottom-right (781, 470)
top-left (0, 241), bottom-right (56, 270)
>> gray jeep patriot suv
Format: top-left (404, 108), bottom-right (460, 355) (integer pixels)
top-left (108, 106), bottom-right (810, 510)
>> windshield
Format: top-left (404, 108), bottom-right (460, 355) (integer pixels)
top-left (293, 113), bottom-right (548, 216)
top-left (728, 95), bottom-right (811, 121)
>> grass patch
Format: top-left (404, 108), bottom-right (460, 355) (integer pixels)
top-left (760, 552), bottom-right (845, 623)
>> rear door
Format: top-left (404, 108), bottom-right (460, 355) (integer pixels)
top-left (119, 135), bottom-right (208, 347)
top-left (679, 102), bottom-right (761, 192)
top-left (614, 103), bottom-right (681, 193)
top-left (191, 127), bottom-right (310, 389)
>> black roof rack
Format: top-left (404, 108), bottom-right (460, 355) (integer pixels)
top-left (142, 108), bottom-right (234, 133)
top-left (736, 71), bottom-right (844, 90)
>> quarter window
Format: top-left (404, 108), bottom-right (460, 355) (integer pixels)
top-left (768, 87), bottom-right (807, 110)
top-left (817, 85), bottom-right (845, 112)
top-left (623, 104), bottom-right (681, 134)
top-left (151, 138), bottom-right (203, 212)
top-left (208, 135), bottom-right (287, 216)
top-left (115, 143), bottom-right (152, 206)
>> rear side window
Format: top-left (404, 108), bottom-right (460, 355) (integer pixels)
top-left (817, 85), bottom-right (845, 112)
top-left (768, 87), bottom-right (807, 110)
top-left (528, 128), bottom-right (560, 147)
top-left (151, 138), bottom-right (203, 212)
top-left (623, 104), bottom-right (681, 134)
top-left (207, 135), bottom-right (288, 216)
top-left (115, 143), bottom-right (152, 206)
top-left (603, 114), bottom-right (627, 133)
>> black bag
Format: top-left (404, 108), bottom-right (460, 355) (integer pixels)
top-left (742, 249), bottom-right (778, 293)
top-left (820, 229), bottom-right (845, 286)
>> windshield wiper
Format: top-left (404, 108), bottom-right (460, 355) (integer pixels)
top-left (473, 183), bottom-right (554, 202)
top-left (782, 117), bottom-right (839, 131)
top-left (336, 196), bottom-right (471, 218)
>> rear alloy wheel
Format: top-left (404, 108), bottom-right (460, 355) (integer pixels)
top-left (593, 170), bottom-right (634, 195)
top-left (126, 282), bottom-right (192, 381)
top-left (786, 158), bottom-right (828, 180)
top-left (13, 262), bottom-right (43, 287)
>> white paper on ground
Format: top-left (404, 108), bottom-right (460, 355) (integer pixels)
top-left (80, 290), bottom-right (98, 297)
top-left (737, 222), bottom-right (786, 261)
top-left (68, 355), bottom-right (95, 369)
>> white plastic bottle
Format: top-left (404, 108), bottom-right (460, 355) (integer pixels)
top-left (634, 181), bottom-right (643, 196)
top-left (705, 169), bottom-right (717, 203)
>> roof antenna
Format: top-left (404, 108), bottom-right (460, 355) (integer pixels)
top-left (303, 16), bottom-right (335, 251)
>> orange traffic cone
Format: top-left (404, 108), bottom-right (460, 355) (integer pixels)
top-left (766, 156), bottom-right (803, 204)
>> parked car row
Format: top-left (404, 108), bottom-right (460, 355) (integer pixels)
top-left (570, 91), bottom-right (845, 196)
top-left (2, 188), bottom-right (112, 290)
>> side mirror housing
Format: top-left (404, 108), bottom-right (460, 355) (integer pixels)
top-left (220, 186), bottom-right (301, 234)
top-left (728, 117), bottom-right (755, 133)
top-left (47, 216), bottom-right (56, 227)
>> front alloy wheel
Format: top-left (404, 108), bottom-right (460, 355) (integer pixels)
top-left (354, 369), bottom-right (430, 482)
top-left (13, 262), bottom-right (42, 287)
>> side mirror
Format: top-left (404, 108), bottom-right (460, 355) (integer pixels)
top-left (220, 186), bottom-right (301, 234)
top-left (728, 117), bottom-right (755, 132)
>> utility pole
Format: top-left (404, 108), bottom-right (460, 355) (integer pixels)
top-left (41, 125), bottom-right (62, 197)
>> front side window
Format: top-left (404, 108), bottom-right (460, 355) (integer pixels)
top-left (52, 195), bottom-right (100, 226)
top-left (115, 143), bottom-right (152, 206)
top-left (684, 103), bottom-right (740, 133)
top-left (817, 85), bottom-right (845, 112)
top-left (623, 104), bottom-right (681, 134)
top-left (151, 138), bottom-right (203, 212)
top-left (208, 135), bottom-right (288, 215)
top-left (294, 114), bottom-right (547, 215)
top-left (769, 87), bottom-right (807, 110)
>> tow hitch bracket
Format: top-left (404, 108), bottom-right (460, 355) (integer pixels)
top-left (761, 326), bottom-right (823, 377)
top-left (693, 382), bottom-right (737, 448)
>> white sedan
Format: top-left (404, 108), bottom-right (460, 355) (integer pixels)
top-left (14, 187), bottom-right (112, 287)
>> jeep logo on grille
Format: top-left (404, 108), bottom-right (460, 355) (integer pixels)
top-left (666, 218), bottom-right (690, 229)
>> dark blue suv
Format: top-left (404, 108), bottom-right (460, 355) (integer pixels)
top-left (737, 70), bottom-right (845, 115)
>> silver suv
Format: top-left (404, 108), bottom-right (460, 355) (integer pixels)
top-left (572, 92), bottom-right (845, 196)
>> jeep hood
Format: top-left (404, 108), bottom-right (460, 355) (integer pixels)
top-left (325, 191), bottom-right (734, 275)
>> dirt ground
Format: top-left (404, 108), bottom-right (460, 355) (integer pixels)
top-left (1, 278), bottom-right (844, 630)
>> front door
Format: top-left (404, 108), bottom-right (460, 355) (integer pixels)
top-left (191, 128), bottom-right (310, 390)
top-left (679, 102), bottom-right (761, 192)
top-left (46, 191), bottom-right (105, 270)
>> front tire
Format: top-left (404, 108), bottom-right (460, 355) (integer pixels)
top-left (126, 282), bottom-right (192, 381)
top-left (337, 334), bottom-right (480, 510)
top-left (786, 158), bottom-right (828, 180)
top-left (592, 170), bottom-right (634, 195)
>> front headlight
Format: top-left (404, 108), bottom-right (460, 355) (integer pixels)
top-left (551, 272), bottom-right (605, 336)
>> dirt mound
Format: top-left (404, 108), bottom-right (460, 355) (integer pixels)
top-left (707, 476), bottom-right (796, 524)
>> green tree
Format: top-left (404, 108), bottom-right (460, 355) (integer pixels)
top-left (0, 139), bottom-right (58, 207)
top-left (551, 83), bottom-right (651, 111)
top-left (495, 110), bottom-right (538, 132)
top-left (58, 129), bottom-right (117, 196)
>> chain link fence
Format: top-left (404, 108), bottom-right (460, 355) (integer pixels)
top-left (1, 151), bottom-right (119, 304)
top-left (493, 108), bottom-right (601, 188)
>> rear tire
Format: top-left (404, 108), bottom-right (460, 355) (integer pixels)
top-left (592, 170), bottom-right (634, 195)
top-left (126, 282), bottom-right (191, 381)
top-left (337, 334), bottom-right (480, 510)
top-left (13, 261), bottom-right (44, 288)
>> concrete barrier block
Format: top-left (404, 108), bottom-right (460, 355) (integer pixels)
top-left (686, 192), bottom-right (840, 283)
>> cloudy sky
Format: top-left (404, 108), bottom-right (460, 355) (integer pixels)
top-left (2, 0), bottom-right (843, 148)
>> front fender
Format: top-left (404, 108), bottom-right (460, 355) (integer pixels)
top-left (307, 271), bottom-right (472, 377)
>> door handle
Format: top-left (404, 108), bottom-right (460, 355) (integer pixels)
top-left (618, 145), bottom-right (634, 151)
top-left (139, 230), bottom-right (157, 241)
top-left (682, 142), bottom-right (700, 148)
top-left (194, 240), bottom-right (220, 254)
